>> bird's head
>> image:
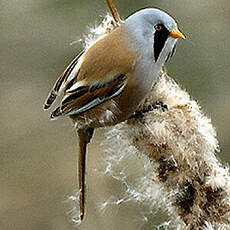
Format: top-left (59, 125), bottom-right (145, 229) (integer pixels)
top-left (125, 8), bottom-right (185, 63)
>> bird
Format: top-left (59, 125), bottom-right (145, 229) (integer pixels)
top-left (43, 0), bottom-right (185, 221)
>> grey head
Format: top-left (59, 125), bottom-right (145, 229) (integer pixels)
top-left (125, 8), bottom-right (184, 64)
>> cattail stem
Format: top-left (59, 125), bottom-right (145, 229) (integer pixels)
top-left (105, 0), bottom-right (122, 24)
top-left (102, 71), bottom-right (230, 229)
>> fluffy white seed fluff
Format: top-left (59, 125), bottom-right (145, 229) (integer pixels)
top-left (101, 72), bottom-right (230, 229)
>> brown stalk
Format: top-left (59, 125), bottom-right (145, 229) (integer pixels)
top-left (105, 0), bottom-right (121, 23)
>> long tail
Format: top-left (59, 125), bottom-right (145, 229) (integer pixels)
top-left (77, 128), bottom-right (94, 221)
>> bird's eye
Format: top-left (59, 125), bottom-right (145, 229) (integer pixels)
top-left (154, 24), bottom-right (163, 31)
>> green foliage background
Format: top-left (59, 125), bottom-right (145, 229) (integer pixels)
top-left (1, 0), bottom-right (230, 229)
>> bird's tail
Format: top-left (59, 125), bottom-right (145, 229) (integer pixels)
top-left (77, 128), bottom-right (94, 221)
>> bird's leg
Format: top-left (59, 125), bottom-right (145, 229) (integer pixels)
top-left (129, 110), bottom-right (144, 119)
top-left (153, 101), bottom-right (168, 111)
top-left (129, 101), bottom-right (168, 119)
top-left (77, 127), bottom-right (94, 221)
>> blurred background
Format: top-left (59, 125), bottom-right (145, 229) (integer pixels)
top-left (1, 0), bottom-right (230, 229)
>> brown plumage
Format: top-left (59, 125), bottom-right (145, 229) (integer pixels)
top-left (46, 24), bottom-right (137, 124)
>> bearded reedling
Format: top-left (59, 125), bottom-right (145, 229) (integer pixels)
top-left (44, 0), bottom-right (185, 221)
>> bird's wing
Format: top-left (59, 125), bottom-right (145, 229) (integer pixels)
top-left (43, 51), bottom-right (84, 110)
top-left (50, 72), bottom-right (127, 119)
top-left (45, 25), bottom-right (137, 118)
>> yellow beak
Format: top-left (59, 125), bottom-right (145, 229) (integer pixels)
top-left (170, 28), bottom-right (185, 39)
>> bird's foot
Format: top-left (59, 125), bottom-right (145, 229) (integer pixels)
top-left (153, 101), bottom-right (168, 111)
top-left (129, 101), bottom-right (168, 119)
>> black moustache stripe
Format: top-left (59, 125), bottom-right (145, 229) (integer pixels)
top-left (154, 25), bottom-right (170, 62)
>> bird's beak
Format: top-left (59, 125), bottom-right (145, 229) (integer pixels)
top-left (170, 28), bottom-right (185, 39)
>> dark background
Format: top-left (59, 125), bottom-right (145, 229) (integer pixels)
top-left (1, 0), bottom-right (230, 229)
